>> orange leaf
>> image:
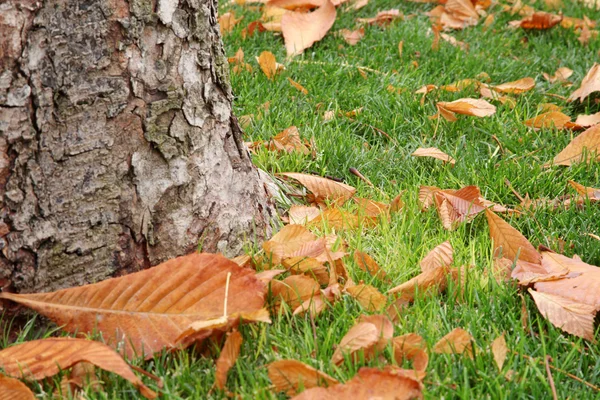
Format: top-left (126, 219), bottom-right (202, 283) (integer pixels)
top-left (282, 0), bottom-right (336, 56)
top-left (331, 322), bottom-right (380, 365)
top-left (550, 124), bottom-right (600, 166)
top-left (433, 327), bottom-right (474, 357)
top-left (0, 338), bottom-right (155, 398)
top-left (485, 210), bottom-right (541, 265)
top-left (436, 98), bottom-right (496, 121)
top-left (412, 147), bottom-right (456, 164)
top-left (354, 250), bottom-right (387, 279)
top-left (0, 254), bottom-right (266, 359)
top-left (268, 126), bottom-right (311, 154)
top-left (287, 205), bottom-right (321, 225)
top-left (279, 172), bottom-right (356, 205)
top-left (543, 67), bottom-right (573, 83)
top-left (215, 331), bottom-right (243, 390)
top-left (418, 185), bottom-right (440, 210)
top-left (574, 111), bottom-right (600, 128)
top-left (288, 77), bottom-right (309, 94)
top-left (270, 275), bottom-right (320, 310)
top-left (307, 207), bottom-right (359, 230)
top-left (268, 360), bottom-right (339, 396)
top-left (490, 334), bottom-right (507, 371)
top-left (345, 284), bottom-right (387, 312)
top-left (340, 28), bottom-right (365, 45)
top-left (283, 257), bottom-right (329, 285)
top-left (513, 12), bottom-right (562, 29)
top-left (263, 224), bottom-right (318, 264)
top-left (219, 12), bottom-right (243, 34)
top-left (357, 9), bottom-right (403, 26)
top-left (420, 241), bottom-right (454, 272)
top-left (568, 63), bottom-right (600, 103)
top-left (568, 180), bottom-right (600, 200)
top-left (392, 334), bottom-right (429, 372)
top-left (524, 111), bottom-right (572, 129)
top-left (291, 367), bottom-right (422, 400)
top-left (0, 374), bottom-right (35, 400)
top-left (257, 51), bottom-right (282, 79)
top-left (493, 77), bottom-right (535, 94)
top-left (528, 288), bottom-right (596, 341)
top-left (387, 266), bottom-right (449, 303)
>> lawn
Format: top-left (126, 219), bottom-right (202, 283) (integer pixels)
top-left (4, 0), bottom-right (600, 398)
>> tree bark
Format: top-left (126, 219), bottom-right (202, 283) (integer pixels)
top-left (0, 0), bottom-right (275, 293)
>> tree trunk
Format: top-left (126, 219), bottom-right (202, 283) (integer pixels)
top-left (0, 0), bottom-right (275, 293)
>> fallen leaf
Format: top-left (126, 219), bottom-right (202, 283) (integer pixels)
top-left (354, 250), bottom-right (387, 278)
top-left (0, 254), bottom-right (266, 359)
top-left (420, 241), bottom-right (454, 272)
top-left (288, 205), bottom-right (321, 225)
top-left (307, 207), bottom-right (359, 230)
top-left (219, 12), bottom-right (243, 34)
top-left (282, 0), bottom-right (336, 56)
top-left (340, 28), bottom-right (365, 45)
top-left (398, 40), bottom-right (404, 57)
top-left (268, 126), bottom-right (311, 154)
top-left (270, 275), bottom-right (320, 310)
top-left (568, 63), bottom-right (600, 102)
top-left (392, 334), bottom-right (429, 372)
top-left (486, 210), bottom-right (541, 265)
top-left (412, 147), bottom-right (456, 164)
top-left (257, 50), bottom-right (282, 79)
top-left (293, 284), bottom-right (340, 317)
top-left (283, 257), bottom-right (329, 285)
top-left (331, 321), bottom-right (380, 365)
top-left (268, 360), bottom-right (339, 396)
top-left (345, 284), bottom-right (387, 311)
top-left (291, 367), bottom-right (422, 400)
top-left (358, 9), bottom-right (403, 26)
top-left (433, 328), bottom-right (474, 357)
top-left (568, 180), bottom-right (600, 200)
top-left (432, 186), bottom-right (486, 230)
top-left (511, 12), bottom-right (562, 29)
top-left (288, 78), bottom-right (309, 94)
top-left (59, 361), bottom-right (102, 397)
top-left (524, 111), bottom-right (572, 129)
top-left (263, 224), bottom-right (318, 264)
top-left (388, 265), bottom-right (449, 304)
top-left (549, 124), bottom-right (600, 166)
top-left (436, 98), bottom-right (496, 121)
top-left (440, 33), bottom-right (468, 51)
top-left (228, 48), bottom-right (253, 74)
top-left (279, 172), bottom-right (356, 205)
top-left (528, 288), bottom-right (596, 341)
top-left (543, 67), bottom-right (574, 83)
top-left (0, 374), bottom-right (35, 400)
top-left (493, 77), bottom-right (535, 94)
top-left (491, 334), bottom-right (507, 371)
top-left (574, 111), bottom-right (600, 128)
top-left (215, 331), bottom-right (243, 390)
top-left (0, 338), bottom-right (155, 398)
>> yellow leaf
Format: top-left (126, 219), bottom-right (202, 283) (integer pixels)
top-left (282, 0), bottom-right (336, 56)
top-left (490, 334), bottom-right (507, 371)
top-left (345, 284), bottom-right (387, 312)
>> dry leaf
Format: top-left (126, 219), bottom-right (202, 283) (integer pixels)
top-left (293, 284), bottom-right (340, 317)
top-left (491, 257), bottom-right (513, 284)
top-left (307, 207), bottom-right (359, 230)
top-left (549, 124), bottom-right (600, 166)
top-left (0, 374), bottom-right (35, 400)
top-left (354, 250), bottom-right (387, 279)
top-left (433, 328), bottom-right (474, 357)
top-left (493, 77), bottom-right (535, 94)
top-left (270, 275), bottom-right (320, 311)
top-left (543, 67), bottom-right (574, 83)
top-left (528, 288), bottom-right (596, 341)
top-left (568, 180), bottom-right (600, 200)
top-left (387, 265), bottom-right (449, 304)
top-left (392, 334), bottom-right (429, 372)
top-left (0, 338), bottom-right (155, 398)
top-left (279, 172), bottom-right (356, 205)
top-left (486, 210), bottom-right (541, 265)
top-left (412, 147), bottom-right (456, 164)
top-left (282, 0), bottom-right (336, 56)
top-left (219, 12), bottom-right (243, 34)
top-left (283, 257), bottom-right (329, 285)
top-left (568, 63), bottom-right (600, 102)
top-left (440, 33), bottom-right (468, 51)
top-left (291, 367), bottom-right (422, 400)
top-left (358, 9), bottom-right (403, 26)
top-left (331, 322), bottom-right (380, 365)
top-left (0, 254), bottom-right (266, 359)
top-left (215, 331), bottom-right (243, 390)
top-left (345, 284), bottom-right (387, 312)
top-left (268, 360), bottom-right (339, 396)
top-left (420, 241), bottom-right (454, 272)
top-left (574, 111), bottom-right (600, 128)
top-left (524, 111), bottom-right (572, 130)
top-left (340, 28), bottom-right (364, 45)
top-left (436, 98), bottom-right (496, 121)
top-left (511, 12), bottom-right (562, 29)
top-left (268, 126), bottom-right (311, 154)
top-left (288, 205), bottom-right (321, 225)
top-left (427, 186), bottom-right (486, 230)
top-left (491, 334), bottom-right (507, 371)
top-left (257, 51), bottom-right (281, 79)
top-left (398, 40), bottom-right (404, 57)
top-left (288, 78), bottom-right (309, 94)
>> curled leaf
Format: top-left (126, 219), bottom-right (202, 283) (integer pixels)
top-left (568, 63), bottom-right (600, 103)
top-left (215, 331), bottom-right (243, 390)
top-left (0, 374), bottom-right (35, 400)
top-left (282, 0), bottom-right (336, 56)
top-left (433, 328), bottom-right (474, 357)
top-left (412, 147), bottom-right (456, 164)
top-left (268, 360), bottom-right (338, 396)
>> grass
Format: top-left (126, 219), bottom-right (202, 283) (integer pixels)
top-left (4, 0), bottom-right (600, 398)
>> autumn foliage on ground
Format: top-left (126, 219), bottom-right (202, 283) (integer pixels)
top-left (1, 0), bottom-right (600, 398)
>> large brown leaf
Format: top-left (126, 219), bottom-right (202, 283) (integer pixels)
top-left (291, 367), bottom-right (422, 400)
top-left (486, 210), bottom-right (541, 265)
top-left (281, 0), bottom-right (336, 56)
top-left (268, 359), bottom-right (339, 396)
top-left (549, 124), bottom-right (600, 166)
top-left (279, 173), bottom-right (356, 205)
top-left (0, 338), bottom-right (155, 398)
top-left (0, 375), bottom-right (34, 400)
top-left (568, 63), bottom-right (600, 102)
top-left (0, 254), bottom-right (266, 359)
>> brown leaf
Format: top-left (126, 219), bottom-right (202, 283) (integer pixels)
top-left (524, 111), bottom-right (572, 129)
top-left (432, 186), bottom-right (486, 230)
top-left (412, 147), bottom-right (456, 164)
top-left (215, 331), bottom-right (243, 390)
top-left (0, 338), bottom-right (155, 398)
top-left (271, 275), bottom-right (320, 311)
top-left (331, 322), bottom-right (380, 365)
top-left (0, 374), bottom-right (35, 400)
top-left (420, 241), bottom-right (454, 272)
top-left (486, 210), bottom-right (541, 265)
top-left (440, 33), bottom-right (468, 51)
top-left (528, 288), bottom-right (596, 341)
top-left (307, 207), bottom-right (359, 230)
top-left (268, 126), bottom-right (311, 154)
top-left (283, 257), bottom-right (329, 285)
top-left (291, 367), bottom-right (422, 400)
top-left (293, 284), bottom-right (340, 317)
top-left (0, 254), bottom-right (266, 360)
top-left (288, 78), bottom-right (309, 94)
top-left (418, 185), bottom-right (440, 210)
top-left (257, 51), bottom-right (281, 79)
top-left (340, 28), bottom-right (365, 45)
top-left (436, 98), bottom-right (496, 121)
top-left (388, 266), bottom-right (449, 303)
top-left (268, 360), bottom-right (338, 396)
top-left (550, 124), bottom-right (600, 166)
top-left (354, 250), bottom-right (387, 279)
top-left (279, 172), bottom-right (356, 205)
top-left (490, 334), bottom-right (507, 371)
top-left (345, 284), bottom-right (387, 312)
top-left (493, 77), bottom-right (535, 94)
top-left (433, 328), bottom-right (474, 357)
top-left (392, 334), bottom-right (429, 372)
top-left (574, 111), bottom-right (600, 128)
top-left (263, 224), bottom-right (318, 264)
top-left (512, 12), bottom-right (562, 29)
top-left (219, 12), bottom-right (243, 34)
top-left (491, 257), bottom-right (513, 284)
top-left (282, 0), bottom-right (336, 56)
top-left (543, 67), bottom-right (573, 83)
top-left (288, 205), bottom-right (321, 225)
top-left (357, 9), bottom-right (403, 26)
top-left (568, 180), bottom-right (600, 200)
top-left (568, 63), bottom-right (600, 102)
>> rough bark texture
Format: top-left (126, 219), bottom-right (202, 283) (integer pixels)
top-left (0, 0), bottom-right (275, 293)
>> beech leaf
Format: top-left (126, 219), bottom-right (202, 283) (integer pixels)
top-left (549, 124), bottom-right (600, 166)
top-left (433, 328), bottom-right (474, 357)
top-left (0, 375), bottom-right (35, 400)
top-left (420, 241), bottom-right (454, 272)
top-left (281, 0), bottom-right (336, 56)
top-left (215, 331), bottom-right (243, 390)
top-left (268, 360), bottom-right (338, 396)
top-left (345, 284), bottom-right (387, 312)
top-left (568, 63), bottom-right (600, 102)
top-left (490, 334), bottom-right (508, 371)
top-left (279, 172), bottom-right (356, 205)
top-left (411, 147), bottom-right (456, 164)
top-left (486, 210), bottom-right (541, 265)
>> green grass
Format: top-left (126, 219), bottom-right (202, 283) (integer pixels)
top-left (4, 0), bottom-right (600, 398)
